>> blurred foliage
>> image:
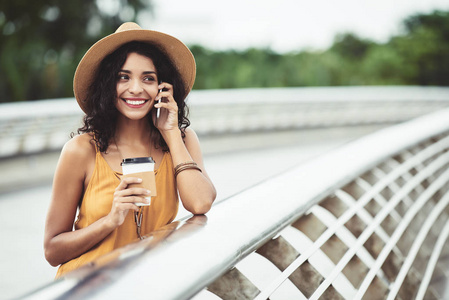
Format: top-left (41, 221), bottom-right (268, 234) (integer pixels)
top-left (0, 0), bottom-right (149, 102)
top-left (191, 10), bottom-right (449, 89)
top-left (0, 7), bottom-right (448, 102)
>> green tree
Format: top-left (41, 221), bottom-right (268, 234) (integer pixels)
top-left (326, 33), bottom-right (376, 85)
top-left (391, 10), bottom-right (449, 85)
top-left (360, 44), bottom-right (407, 85)
top-left (330, 33), bottom-right (374, 60)
top-left (0, 0), bottom-right (150, 102)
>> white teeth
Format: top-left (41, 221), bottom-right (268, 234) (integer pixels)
top-left (126, 100), bottom-right (145, 105)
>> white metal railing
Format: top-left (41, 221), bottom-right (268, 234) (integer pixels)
top-left (20, 102), bottom-right (449, 299)
top-left (1, 86), bottom-right (449, 158)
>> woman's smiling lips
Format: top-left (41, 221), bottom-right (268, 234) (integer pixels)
top-left (122, 97), bottom-right (149, 107)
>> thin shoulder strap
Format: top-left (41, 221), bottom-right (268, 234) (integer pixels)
top-left (92, 134), bottom-right (100, 153)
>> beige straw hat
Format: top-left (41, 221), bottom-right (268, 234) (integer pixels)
top-left (74, 22), bottom-right (196, 113)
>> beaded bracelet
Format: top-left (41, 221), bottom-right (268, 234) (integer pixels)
top-left (174, 161), bottom-right (202, 178)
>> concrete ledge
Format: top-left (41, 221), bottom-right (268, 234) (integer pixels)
top-left (0, 125), bottom-right (386, 194)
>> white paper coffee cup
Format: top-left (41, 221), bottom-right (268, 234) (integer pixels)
top-left (121, 157), bottom-right (156, 206)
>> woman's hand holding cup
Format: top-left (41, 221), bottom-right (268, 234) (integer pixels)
top-left (106, 177), bottom-right (151, 228)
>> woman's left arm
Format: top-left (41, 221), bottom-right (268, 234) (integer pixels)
top-left (155, 82), bottom-right (216, 214)
top-left (164, 128), bottom-right (216, 214)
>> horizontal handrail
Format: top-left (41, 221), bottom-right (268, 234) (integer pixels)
top-left (1, 86), bottom-right (449, 158)
top-left (21, 105), bottom-right (449, 299)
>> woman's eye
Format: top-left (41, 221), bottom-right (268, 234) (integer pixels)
top-left (118, 74), bottom-right (129, 80)
top-left (143, 76), bottom-right (156, 82)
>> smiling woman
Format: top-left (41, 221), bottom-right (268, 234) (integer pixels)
top-left (43, 22), bottom-right (216, 278)
top-left (116, 53), bottom-right (158, 113)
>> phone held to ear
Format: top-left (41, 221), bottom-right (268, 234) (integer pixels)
top-left (155, 82), bottom-right (162, 127)
top-left (156, 82), bottom-right (162, 120)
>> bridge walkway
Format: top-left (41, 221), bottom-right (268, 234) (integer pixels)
top-left (0, 127), bottom-right (378, 300)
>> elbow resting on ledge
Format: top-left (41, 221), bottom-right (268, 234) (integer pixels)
top-left (186, 201), bottom-right (213, 215)
top-left (182, 185), bottom-right (217, 215)
top-left (44, 246), bottom-right (61, 267)
top-left (184, 193), bottom-right (215, 215)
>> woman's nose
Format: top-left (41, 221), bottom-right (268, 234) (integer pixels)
top-left (129, 79), bottom-right (143, 94)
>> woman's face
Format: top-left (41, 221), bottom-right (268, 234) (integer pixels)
top-left (115, 52), bottom-right (159, 120)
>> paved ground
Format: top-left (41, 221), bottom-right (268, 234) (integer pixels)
top-left (0, 127), bottom-right (381, 299)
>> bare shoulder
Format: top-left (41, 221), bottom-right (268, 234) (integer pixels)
top-left (61, 133), bottom-right (96, 162)
top-left (184, 127), bottom-right (199, 142)
top-left (55, 133), bottom-right (96, 187)
top-left (183, 127), bottom-right (212, 179)
top-left (183, 127), bottom-right (204, 156)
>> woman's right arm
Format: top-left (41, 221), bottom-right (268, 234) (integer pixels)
top-left (44, 135), bottom-right (148, 267)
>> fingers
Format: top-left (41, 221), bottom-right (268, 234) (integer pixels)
top-left (154, 93), bottom-right (177, 114)
top-left (116, 187), bottom-right (151, 198)
top-left (115, 180), bottom-right (151, 199)
top-left (115, 176), bottom-right (142, 191)
top-left (113, 193), bottom-right (149, 205)
top-left (112, 191), bottom-right (150, 213)
top-left (155, 91), bottom-right (172, 100)
top-left (155, 91), bottom-right (176, 106)
top-left (114, 177), bottom-right (151, 205)
top-left (154, 82), bottom-right (179, 130)
top-left (158, 82), bottom-right (173, 94)
top-left (108, 177), bottom-right (151, 227)
top-left (155, 82), bottom-right (175, 104)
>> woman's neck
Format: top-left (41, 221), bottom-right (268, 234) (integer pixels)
top-left (114, 116), bottom-right (152, 145)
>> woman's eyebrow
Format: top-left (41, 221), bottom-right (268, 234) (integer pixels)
top-left (119, 70), bottom-right (157, 75)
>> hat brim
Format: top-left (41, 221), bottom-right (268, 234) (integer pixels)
top-left (74, 26), bottom-right (196, 114)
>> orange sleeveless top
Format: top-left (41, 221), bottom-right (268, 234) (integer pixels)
top-left (56, 149), bottom-right (178, 277)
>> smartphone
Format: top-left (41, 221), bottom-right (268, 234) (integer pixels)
top-left (156, 81), bottom-right (162, 120)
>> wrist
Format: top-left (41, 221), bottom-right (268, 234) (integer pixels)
top-left (161, 128), bottom-right (182, 148)
top-left (102, 215), bottom-right (118, 232)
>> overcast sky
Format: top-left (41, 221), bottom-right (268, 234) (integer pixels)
top-left (136, 0), bottom-right (449, 53)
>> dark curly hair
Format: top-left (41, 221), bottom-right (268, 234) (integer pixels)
top-left (76, 41), bottom-right (190, 153)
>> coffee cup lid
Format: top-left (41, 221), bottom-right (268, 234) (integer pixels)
top-left (121, 157), bottom-right (155, 166)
